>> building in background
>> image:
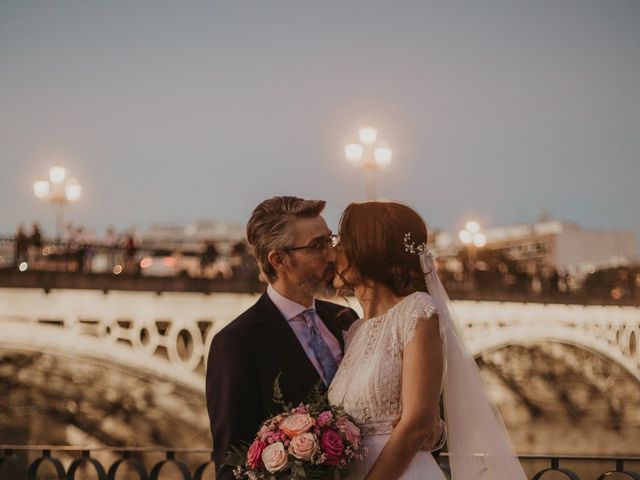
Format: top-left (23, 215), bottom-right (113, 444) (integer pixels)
top-left (435, 219), bottom-right (637, 278)
top-left (483, 221), bottom-right (636, 277)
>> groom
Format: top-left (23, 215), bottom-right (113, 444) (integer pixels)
top-left (206, 196), bottom-right (358, 480)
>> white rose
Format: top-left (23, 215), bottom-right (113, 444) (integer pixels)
top-left (289, 433), bottom-right (319, 461)
top-left (261, 442), bottom-right (288, 473)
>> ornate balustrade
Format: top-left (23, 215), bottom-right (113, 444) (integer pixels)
top-left (1, 446), bottom-right (639, 479)
top-left (2, 288), bottom-right (639, 393)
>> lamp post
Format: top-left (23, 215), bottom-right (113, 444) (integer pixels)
top-left (345, 127), bottom-right (392, 200)
top-left (33, 166), bottom-right (82, 239)
top-left (458, 220), bottom-right (486, 291)
top-left (458, 220), bottom-right (487, 261)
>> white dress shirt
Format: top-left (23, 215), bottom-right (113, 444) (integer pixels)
top-left (267, 285), bottom-right (343, 384)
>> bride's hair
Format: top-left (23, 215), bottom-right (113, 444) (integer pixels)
top-left (338, 201), bottom-right (428, 296)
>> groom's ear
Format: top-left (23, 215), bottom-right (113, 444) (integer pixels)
top-left (267, 249), bottom-right (286, 273)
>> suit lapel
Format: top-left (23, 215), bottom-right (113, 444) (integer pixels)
top-left (255, 293), bottom-right (321, 391)
top-left (315, 302), bottom-right (346, 352)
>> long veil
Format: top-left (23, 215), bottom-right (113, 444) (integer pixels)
top-left (420, 252), bottom-right (527, 480)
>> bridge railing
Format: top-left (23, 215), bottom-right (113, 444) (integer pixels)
top-left (2, 235), bottom-right (639, 306)
top-left (1, 446), bottom-right (639, 479)
top-left (0, 236), bottom-right (243, 278)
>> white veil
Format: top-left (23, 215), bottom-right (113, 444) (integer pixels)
top-left (419, 251), bottom-right (527, 480)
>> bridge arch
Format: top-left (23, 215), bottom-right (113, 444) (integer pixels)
top-left (1, 321), bottom-right (205, 393)
top-left (469, 327), bottom-right (640, 383)
top-left (455, 300), bottom-right (640, 383)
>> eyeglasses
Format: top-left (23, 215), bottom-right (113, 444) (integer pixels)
top-left (282, 234), bottom-right (339, 253)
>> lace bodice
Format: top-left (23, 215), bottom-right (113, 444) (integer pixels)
top-left (328, 292), bottom-right (438, 436)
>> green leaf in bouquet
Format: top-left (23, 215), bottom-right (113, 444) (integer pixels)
top-left (272, 373), bottom-right (293, 411)
top-left (290, 460), bottom-right (306, 478)
top-left (273, 373), bottom-right (285, 407)
top-left (305, 381), bottom-right (331, 415)
top-left (224, 442), bottom-right (251, 468)
top-left (305, 464), bottom-right (333, 480)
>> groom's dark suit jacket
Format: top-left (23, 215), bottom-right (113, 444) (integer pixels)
top-left (206, 291), bottom-right (358, 480)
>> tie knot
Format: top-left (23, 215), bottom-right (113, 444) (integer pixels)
top-left (300, 308), bottom-right (316, 329)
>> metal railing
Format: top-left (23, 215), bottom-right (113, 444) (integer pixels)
top-left (1, 446), bottom-right (639, 479)
top-left (0, 237), bottom-right (253, 278)
top-left (0, 446), bottom-right (214, 480)
top-left (1, 236), bottom-right (639, 305)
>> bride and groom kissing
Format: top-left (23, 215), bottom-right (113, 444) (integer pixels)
top-left (206, 196), bottom-right (527, 480)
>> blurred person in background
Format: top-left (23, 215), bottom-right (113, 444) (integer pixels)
top-left (14, 224), bottom-right (28, 266)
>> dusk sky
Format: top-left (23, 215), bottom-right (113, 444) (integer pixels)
top-left (1, 1), bottom-right (639, 243)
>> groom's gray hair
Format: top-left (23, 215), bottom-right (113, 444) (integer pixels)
top-left (246, 196), bottom-right (326, 282)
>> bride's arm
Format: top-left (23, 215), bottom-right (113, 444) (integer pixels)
top-left (363, 314), bottom-right (444, 480)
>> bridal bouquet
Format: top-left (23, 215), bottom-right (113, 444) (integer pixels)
top-left (227, 379), bottom-right (366, 479)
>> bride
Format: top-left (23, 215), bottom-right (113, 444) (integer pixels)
top-left (327, 201), bottom-right (527, 480)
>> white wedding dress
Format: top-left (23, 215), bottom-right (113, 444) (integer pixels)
top-left (328, 292), bottom-right (447, 480)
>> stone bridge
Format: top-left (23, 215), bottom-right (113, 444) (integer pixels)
top-left (1, 288), bottom-right (639, 392)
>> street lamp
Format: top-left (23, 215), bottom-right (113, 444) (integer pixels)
top-left (458, 220), bottom-right (486, 291)
top-left (33, 165), bottom-right (82, 239)
top-left (458, 220), bottom-right (487, 261)
top-left (345, 127), bottom-right (392, 200)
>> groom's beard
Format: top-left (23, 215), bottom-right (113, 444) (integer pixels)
top-left (298, 264), bottom-right (337, 299)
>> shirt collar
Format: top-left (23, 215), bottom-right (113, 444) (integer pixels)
top-left (267, 284), bottom-right (316, 322)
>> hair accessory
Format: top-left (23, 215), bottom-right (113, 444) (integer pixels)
top-left (403, 232), bottom-right (430, 255)
top-left (404, 232), bottom-right (435, 274)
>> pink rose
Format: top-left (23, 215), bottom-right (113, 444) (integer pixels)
top-left (316, 411), bottom-right (333, 428)
top-left (288, 432), bottom-right (319, 461)
top-left (320, 429), bottom-right (344, 465)
top-left (261, 442), bottom-right (288, 473)
top-left (247, 439), bottom-right (266, 470)
top-left (338, 418), bottom-right (361, 448)
top-left (280, 413), bottom-right (314, 437)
